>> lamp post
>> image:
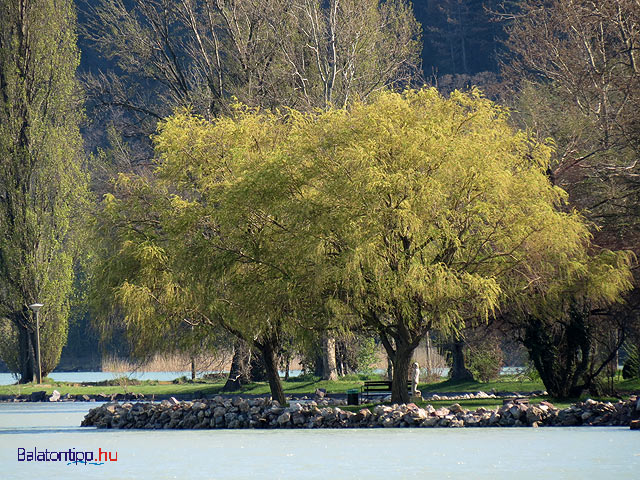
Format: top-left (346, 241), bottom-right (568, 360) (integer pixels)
top-left (29, 303), bottom-right (44, 384)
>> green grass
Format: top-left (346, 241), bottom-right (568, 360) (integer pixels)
top-left (617, 377), bottom-right (640, 391)
top-left (418, 375), bottom-right (545, 394)
top-left (0, 379), bottom-right (222, 397)
top-left (0, 375), bottom-right (376, 397)
top-left (1, 373), bottom-right (637, 400)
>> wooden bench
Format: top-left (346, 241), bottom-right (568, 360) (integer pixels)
top-left (360, 380), bottom-right (412, 401)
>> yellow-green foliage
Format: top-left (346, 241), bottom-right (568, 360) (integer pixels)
top-left (0, 0), bottom-right (88, 377)
top-left (271, 89), bottom-right (600, 336)
top-left (93, 174), bottom-right (223, 359)
top-left (95, 88), bottom-right (633, 368)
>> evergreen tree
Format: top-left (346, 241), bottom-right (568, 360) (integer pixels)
top-left (0, 0), bottom-right (88, 382)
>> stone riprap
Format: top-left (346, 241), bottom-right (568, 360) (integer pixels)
top-left (423, 391), bottom-right (547, 401)
top-left (359, 391), bottom-right (545, 404)
top-left (80, 396), bottom-right (640, 429)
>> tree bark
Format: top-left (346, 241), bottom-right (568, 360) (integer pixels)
top-left (322, 335), bottom-right (337, 380)
top-left (258, 341), bottom-right (286, 405)
top-left (313, 352), bottom-right (324, 377)
top-left (222, 339), bottom-right (251, 391)
top-left (379, 330), bottom-right (418, 404)
top-left (283, 354), bottom-right (290, 381)
top-left (450, 338), bottom-right (474, 381)
top-left (522, 301), bottom-right (594, 398)
top-left (390, 347), bottom-right (413, 404)
top-left (249, 352), bottom-right (268, 382)
top-left (17, 322), bottom-right (35, 384)
top-left (425, 333), bottom-right (432, 376)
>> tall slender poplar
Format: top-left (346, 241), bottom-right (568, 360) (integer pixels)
top-left (0, 0), bottom-right (87, 382)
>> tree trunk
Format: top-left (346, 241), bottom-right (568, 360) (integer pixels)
top-left (30, 330), bottom-right (43, 382)
top-left (450, 338), bottom-right (474, 381)
top-left (425, 333), bottom-right (433, 377)
top-left (322, 335), bottom-right (337, 380)
top-left (390, 347), bottom-right (414, 404)
top-left (222, 339), bottom-right (251, 391)
top-left (377, 318), bottom-right (420, 403)
top-left (258, 341), bottom-right (286, 405)
top-left (457, 2), bottom-right (468, 73)
top-left (283, 354), bottom-right (290, 381)
top-left (249, 352), bottom-right (268, 381)
top-left (17, 322), bottom-right (35, 384)
top-left (522, 302), bottom-right (593, 398)
top-left (313, 352), bottom-right (324, 377)
top-left (190, 356), bottom-right (196, 380)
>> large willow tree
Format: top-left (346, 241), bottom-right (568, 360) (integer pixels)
top-left (499, 0), bottom-right (639, 396)
top-left (93, 110), bottom-right (324, 404)
top-left (94, 88), bottom-right (632, 403)
top-left (289, 89), bottom-right (631, 402)
top-left (0, 0), bottom-right (87, 382)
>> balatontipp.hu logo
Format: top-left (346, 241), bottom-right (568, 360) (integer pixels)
top-left (18, 447), bottom-right (118, 466)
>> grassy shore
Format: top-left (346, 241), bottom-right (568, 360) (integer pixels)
top-left (1, 374), bottom-right (638, 410)
top-left (0, 374), bottom-right (371, 397)
top-left (0, 372), bottom-right (548, 397)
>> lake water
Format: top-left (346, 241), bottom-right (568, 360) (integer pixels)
top-left (0, 371), bottom-right (212, 385)
top-left (0, 367), bottom-right (526, 386)
top-left (0, 370), bottom-right (304, 385)
top-left (0, 402), bottom-right (638, 479)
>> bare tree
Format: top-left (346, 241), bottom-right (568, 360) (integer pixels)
top-left (498, 0), bottom-right (640, 395)
top-left (500, 0), bottom-right (640, 239)
top-left (82, 0), bottom-right (421, 132)
top-left (282, 0), bottom-right (421, 109)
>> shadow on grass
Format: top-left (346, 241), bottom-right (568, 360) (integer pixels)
top-left (419, 376), bottom-right (545, 394)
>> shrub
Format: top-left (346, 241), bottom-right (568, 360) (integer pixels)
top-left (467, 335), bottom-right (504, 382)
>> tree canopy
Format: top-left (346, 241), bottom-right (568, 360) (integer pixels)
top-left (273, 88), bottom-right (631, 402)
top-left (91, 88), bottom-right (632, 402)
top-left (0, 0), bottom-right (88, 381)
top-left (82, 0), bottom-right (422, 142)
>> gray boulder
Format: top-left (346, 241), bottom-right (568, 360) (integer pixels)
top-left (525, 405), bottom-right (544, 425)
top-left (277, 412), bottom-right (291, 426)
top-left (29, 391), bottom-right (47, 402)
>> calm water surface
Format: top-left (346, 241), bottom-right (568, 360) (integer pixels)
top-left (0, 371), bottom-right (208, 385)
top-left (0, 370), bottom-right (306, 385)
top-left (0, 368), bottom-right (532, 385)
top-left (0, 402), bottom-right (638, 479)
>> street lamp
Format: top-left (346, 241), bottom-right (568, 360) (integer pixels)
top-left (29, 303), bottom-right (44, 384)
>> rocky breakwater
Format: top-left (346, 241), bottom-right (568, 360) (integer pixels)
top-left (81, 396), bottom-right (640, 430)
